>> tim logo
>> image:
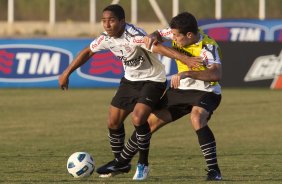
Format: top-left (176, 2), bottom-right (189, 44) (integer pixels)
top-left (201, 23), bottom-right (268, 41)
top-left (244, 50), bottom-right (282, 89)
top-left (0, 45), bottom-right (72, 82)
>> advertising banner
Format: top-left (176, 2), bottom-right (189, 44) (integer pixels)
top-left (0, 39), bottom-right (177, 88)
top-left (199, 19), bottom-right (282, 42)
top-left (219, 42), bottom-right (282, 89)
top-left (1, 19), bottom-right (281, 88)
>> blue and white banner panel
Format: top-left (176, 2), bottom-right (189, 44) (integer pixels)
top-left (199, 19), bottom-right (282, 42)
top-left (0, 39), bottom-right (177, 88)
top-left (0, 19), bottom-right (281, 88)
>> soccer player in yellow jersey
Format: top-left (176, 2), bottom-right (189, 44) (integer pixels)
top-left (100, 12), bottom-right (222, 181)
top-left (148, 12), bottom-right (223, 181)
top-left (149, 12), bottom-right (222, 180)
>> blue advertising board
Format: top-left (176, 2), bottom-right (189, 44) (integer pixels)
top-left (0, 19), bottom-right (281, 88)
top-left (0, 38), bottom-right (177, 88)
top-left (198, 19), bottom-right (282, 42)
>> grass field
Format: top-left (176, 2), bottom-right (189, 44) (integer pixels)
top-left (0, 88), bottom-right (282, 184)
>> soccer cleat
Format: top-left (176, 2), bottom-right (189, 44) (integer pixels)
top-left (132, 163), bottom-right (150, 180)
top-left (96, 159), bottom-right (131, 177)
top-left (206, 169), bottom-right (222, 181)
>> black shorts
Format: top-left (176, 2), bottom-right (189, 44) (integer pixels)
top-left (158, 88), bottom-right (222, 121)
top-left (111, 77), bottom-right (167, 112)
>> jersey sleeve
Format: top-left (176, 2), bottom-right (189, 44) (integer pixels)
top-left (201, 44), bottom-right (221, 66)
top-left (89, 34), bottom-right (108, 53)
top-left (157, 27), bottom-right (173, 41)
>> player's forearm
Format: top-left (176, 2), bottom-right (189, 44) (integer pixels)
top-left (152, 44), bottom-right (179, 59)
top-left (152, 44), bottom-right (201, 67)
top-left (181, 65), bottom-right (222, 82)
top-left (64, 47), bottom-right (93, 76)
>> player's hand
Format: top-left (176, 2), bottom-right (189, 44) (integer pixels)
top-left (180, 56), bottom-right (203, 69)
top-left (144, 35), bottom-right (158, 50)
top-left (170, 74), bottom-right (182, 89)
top-left (58, 72), bottom-right (69, 90)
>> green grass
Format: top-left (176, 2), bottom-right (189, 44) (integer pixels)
top-left (0, 88), bottom-right (282, 183)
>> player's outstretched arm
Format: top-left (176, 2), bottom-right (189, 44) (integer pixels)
top-left (150, 43), bottom-right (202, 68)
top-left (59, 47), bottom-right (94, 90)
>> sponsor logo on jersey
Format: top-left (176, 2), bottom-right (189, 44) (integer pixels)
top-left (133, 38), bottom-right (144, 44)
top-left (244, 50), bottom-right (282, 89)
top-left (91, 35), bottom-right (105, 50)
top-left (201, 23), bottom-right (268, 41)
top-left (159, 29), bottom-right (172, 37)
top-left (123, 56), bottom-right (144, 67)
top-left (0, 44), bottom-right (72, 82)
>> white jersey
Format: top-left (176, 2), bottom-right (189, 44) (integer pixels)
top-left (90, 23), bottom-right (166, 82)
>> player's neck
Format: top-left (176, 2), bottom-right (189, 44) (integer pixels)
top-left (191, 32), bottom-right (200, 44)
top-left (114, 23), bottom-right (126, 38)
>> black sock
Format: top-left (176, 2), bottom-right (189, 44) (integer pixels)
top-left (135, 123), bottom-right (151, 166)
top-left (118, 130), bottom-right (139, 164)
top-left (108, 124), bottom-right (125, 158)
top-left (196, 126), bottom-right (220, 173)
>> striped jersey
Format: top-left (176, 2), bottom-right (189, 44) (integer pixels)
top-left (89, 23), bottom-right (166, 82)
top-left (158, 28), bottom-right (222, 94)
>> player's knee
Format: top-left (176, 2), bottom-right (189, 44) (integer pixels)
top-left (107, 118), bottom-right (121, 129)
top-left (131, 113), bottom-right (145, 126)
top-left (148, 112), bottom-right (170, 133)
top-left (190, 110), bottom-right (209, 130)
top-left (148, 115), bottom-right (159, 133)
top-left (190, 113), bottom-right (201, 125)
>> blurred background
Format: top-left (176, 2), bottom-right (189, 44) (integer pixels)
top-left (0, 0), bottom-right (281, 37)
top-left (0, 0), bottom-right (282, 89)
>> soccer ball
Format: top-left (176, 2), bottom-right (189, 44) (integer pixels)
top-left (67, 152), bottom-right (95, 178)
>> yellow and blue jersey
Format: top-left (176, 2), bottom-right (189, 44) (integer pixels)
top-left (158, 28), bottom-right (222, 94)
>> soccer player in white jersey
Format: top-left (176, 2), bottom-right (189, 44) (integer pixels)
top-left (102, 12), bottom-right (223, 181)
top-left (59, 5), bottom-right (201, 181)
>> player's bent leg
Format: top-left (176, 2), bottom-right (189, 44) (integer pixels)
top-left (114, 109), bottom-right (173, 167)
top-left (148, 109), bottom-right (172, 133)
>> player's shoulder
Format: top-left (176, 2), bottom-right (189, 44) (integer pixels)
top-left (125, 23), bottom-right (147, 36)
top-left (92, 32), bottom-right (109, 43)
top-left (200, 30), bottom-right (218, 46)
top-left (90, 32), bottom-right (109, 51)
